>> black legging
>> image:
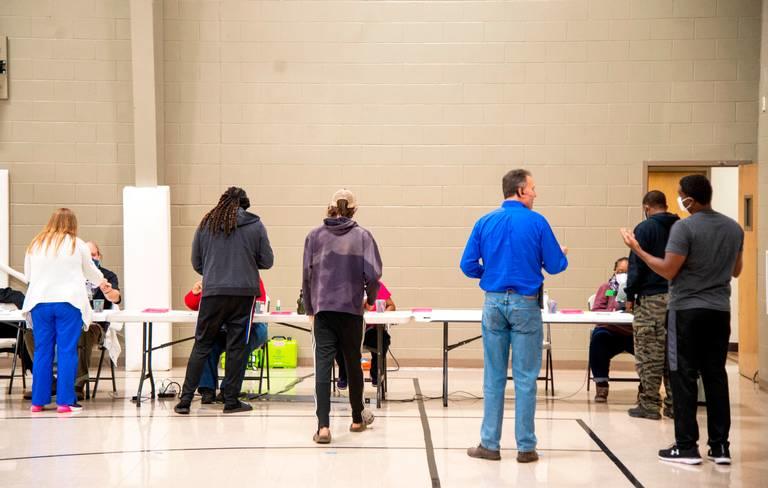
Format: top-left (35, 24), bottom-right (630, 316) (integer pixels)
top-left (336, 328), bottom-right (390, 382)
top-left (314, 311), bottom-right (364, 427)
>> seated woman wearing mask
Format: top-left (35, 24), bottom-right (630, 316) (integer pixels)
top-left (589, 257), bottom-right (633, 403)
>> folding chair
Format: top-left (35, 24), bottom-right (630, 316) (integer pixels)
top-left (0, 324), bottom-right (26, 394)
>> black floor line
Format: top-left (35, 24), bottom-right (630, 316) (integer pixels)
top-left (577, 419), bottom-right (644, 488)
top-left (414, 378), bottom-right (441, 488)
top-left (0, 446), bottom-right (604, 463)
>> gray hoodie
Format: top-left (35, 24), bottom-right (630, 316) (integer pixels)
top-left (192, 208), bottom-right (274, 297)
top-left (302, 217), bottom-right (382, 316)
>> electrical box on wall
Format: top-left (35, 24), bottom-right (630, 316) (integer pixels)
top-left (0, 35), bottom-right (7, 99)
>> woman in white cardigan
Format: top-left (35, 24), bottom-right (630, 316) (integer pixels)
top-left (22, 208), bottom-right (104, 413)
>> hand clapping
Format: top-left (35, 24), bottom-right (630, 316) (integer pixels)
top-left (619, 228), bottom-right (640, 252)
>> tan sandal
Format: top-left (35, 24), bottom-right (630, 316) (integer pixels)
top-left (313, 428), bottom-right (331, 444)
top-left (349, 422), bottom-right (367, 433)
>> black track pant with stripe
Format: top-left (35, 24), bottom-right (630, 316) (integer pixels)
top-left (181, 295), bottom-right (253, 407)
top-left (314, 311), bottom-right (364, 428)
top-left (668, 308), bottom-right (731, 450)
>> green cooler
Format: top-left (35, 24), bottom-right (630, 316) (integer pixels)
top-left (267, 336), bottom-right (298, 368)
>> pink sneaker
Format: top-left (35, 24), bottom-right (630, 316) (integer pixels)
top-left (30, 405), bottom-right (44, 413)
top-left (57, 403), bottom-right (83, 414)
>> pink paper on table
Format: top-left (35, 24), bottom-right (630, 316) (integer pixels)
top-left (270, 311), bottom-right (292, 315)
top-left (559, 309), bottom-right (584, 314)
top-left (142, 308), bottom-right (169, 313)
top-left (411, 308), bottom-right (433, 313)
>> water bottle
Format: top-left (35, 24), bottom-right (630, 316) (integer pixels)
top-left (542, 290), bottom-right (549, 312)
top-left (275, 299), bottom-right (281, 312)
top-left (297, 290), bottom-right (305, 315)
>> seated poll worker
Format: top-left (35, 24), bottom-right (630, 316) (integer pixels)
top-left (335, 280), bottom-right (395, 389)
top-left (588, 257), bottom-right (634, 403)
top-left (184, 279), bottom-right (269, 404)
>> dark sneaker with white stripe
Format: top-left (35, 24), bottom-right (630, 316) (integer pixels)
top-left (658, 444), bottom-right (702, 465)
top-left (707, 443), bottom-right (731, 465)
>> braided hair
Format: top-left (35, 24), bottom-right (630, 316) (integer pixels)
top-left (199, 187), bottom-right (249, 236)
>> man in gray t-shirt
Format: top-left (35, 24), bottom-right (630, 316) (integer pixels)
top-left (621, 174), bottom-right (743, 466)
top-left (666, 210), bottom-right (743, 312)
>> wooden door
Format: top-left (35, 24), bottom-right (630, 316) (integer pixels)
top-left (647, 170), bottom-right (707, 219)
top-left (738, 164), bottom-right (758, 379)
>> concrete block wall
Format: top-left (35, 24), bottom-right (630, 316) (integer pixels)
top-left (1, 0), bottom-right (761, 366)
top-left (0, 0), bottom-right (133, 284)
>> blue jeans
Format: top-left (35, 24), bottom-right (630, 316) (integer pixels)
top-left (30, 303), bottom-right (82, 407)
top-left (199, 323), bottom-right (268, 392)
top-left (480, 292), bottom-right (542, 452)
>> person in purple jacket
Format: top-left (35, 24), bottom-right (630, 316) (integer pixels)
top-left (303, 189), bottom-right (382, 444)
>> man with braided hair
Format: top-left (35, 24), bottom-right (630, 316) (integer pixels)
top-left (175, 187), bottom-right (273, 414)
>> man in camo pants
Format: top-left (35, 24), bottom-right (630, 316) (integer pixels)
top-left (631, 293), bottom-right (673, 419)
top-left (625, 191), bottom-right (678, 420)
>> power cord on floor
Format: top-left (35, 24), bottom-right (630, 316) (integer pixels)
top-left (158, 379), bottom-right (181, 399)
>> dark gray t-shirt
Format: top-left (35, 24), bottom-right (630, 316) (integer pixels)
top-left (666, 210), bottom-right (743, 311)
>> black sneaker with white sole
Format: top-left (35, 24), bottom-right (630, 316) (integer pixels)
top-left (658, 444), bottom-right (702, 465)
top-left (707, 443), bottom-right (731, 465)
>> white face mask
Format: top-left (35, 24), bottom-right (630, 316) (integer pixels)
top-left (677, 196), bottom-right (692, 213)
top-left (615, 273), bottom-right (628, 286)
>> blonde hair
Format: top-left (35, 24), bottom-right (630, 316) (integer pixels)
top-left (27, 208), bottom-right (78, 255)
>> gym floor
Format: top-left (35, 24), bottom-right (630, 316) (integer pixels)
top-left (0, 361), bottom-right (765, 487)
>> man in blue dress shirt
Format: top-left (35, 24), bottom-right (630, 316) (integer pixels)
top-left (461, 169), bottom-right (568, 463)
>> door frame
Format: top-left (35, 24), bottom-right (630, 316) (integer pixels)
top-left (642, 160), bottom-right (751, 195)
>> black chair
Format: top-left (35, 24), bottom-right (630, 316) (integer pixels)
top-left (0, 323), bottom-right (26, 394)
top-left (507, 321), bottom-right (555, 395)
top-left (584, 295), bottom-right (640, 393)
top-left (215, 342), bottom-right (271, 395)
top-left (85, 341), bottom-right (117, 400)
top-left (250, 343), bottom-right (270, 395)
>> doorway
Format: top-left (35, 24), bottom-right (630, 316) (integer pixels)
top-left (644, 161), bottom-right (757, 380)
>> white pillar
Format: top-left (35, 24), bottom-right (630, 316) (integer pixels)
top-left (129, 0), bottom-right (164, 186)
top-left (123, 186), bottom-right (172, 371)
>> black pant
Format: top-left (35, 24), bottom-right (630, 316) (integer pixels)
top-left (668, 308), bottom-right (731, 450)
top-left (180, 295), bottom-right (253, 407)
top-left (588, 327), bottom-right (634, 383)
top-left (337, 328), bottom-right (391, 382)
top-left (314, 311), bottom-right (364, 428)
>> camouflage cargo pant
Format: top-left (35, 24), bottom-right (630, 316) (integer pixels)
top-left (633, 293), bottom-right (673, 413)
